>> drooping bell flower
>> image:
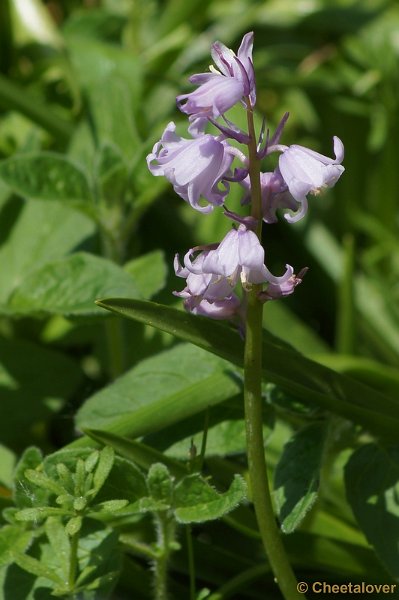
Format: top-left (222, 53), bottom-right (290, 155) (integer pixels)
top-left (259, 267), bottom-right (308, 302)
top-left (176, 32), bottom-right (256, 121)
top-left (146, 122), bottom-right (235, 213)
top-left (278, 136), bottom-right (345, 223)
top-left (197, 224), bottom-right (294, 288)
top-left (174, 250), bottom-right (234, 302)
top-left (241, 171), bottom-right (298, 224)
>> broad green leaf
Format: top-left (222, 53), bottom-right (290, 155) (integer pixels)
top-left (65, 37), bottom-right (142, 155)
top-left (0, 152), bottom-right (91, 203)
top-left (147, 464), bottom-right (174, 504)
top-left (94, 299), bottom-right (399, 439)
top-left (0, 526), bottom-right (32, 568)
top-left (0, 337), bottom-right (82, 448)
top-left (174, 474), bottom-right (247, 524)
top-left (345, 444), bottom-right (399, 580)
top-left (8, 252), bottom-right (141, 317)
top-left (96, 142), bottom-right (129, 203)
top-left (124, 250), bottom-right (167, 299)
top-left (274, 423), bottom-right (326, 533)
top-left (75, 343), bottom-right (241, 436)
top-left (0, 199), bottom-right (95, 306)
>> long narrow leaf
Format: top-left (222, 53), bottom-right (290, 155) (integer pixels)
top-left (95, 298), bottom-right (399, 439)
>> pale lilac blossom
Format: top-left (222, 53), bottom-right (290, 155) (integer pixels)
top-left (174, 250), bottom-right (234, 302)
top-left (241, 171), bottom-right (298, 224)
top-left (278, 136), bottom-right (345, 223)
top-left (199, 225), bottom-right (293, 288)
top-left (147, 122), bottom-right (236, 213)
top-left (259, 267), bottom-right (308, 302)
top-left (177, 32), bottom-right (255, 120)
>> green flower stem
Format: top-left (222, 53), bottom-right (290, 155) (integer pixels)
top-left (68, 530), bottom-right (79, 593)
top-left (186, 526), bottom-right (196, 600)
top-left (244, 103), bottom-right (304, 600)
top-left (153, 511), bottom-right (176, 600)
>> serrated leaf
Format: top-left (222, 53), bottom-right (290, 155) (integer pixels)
top-left (274, 423), bottom-right (326, 533)
top-left (345, 444), bottom-right (399, 579)
top-left (0, 152), bottom-right (91, 203)
top-left (174, 474), bottom-right (247, 524)
top-left (8, 252), bottom-right (142, 317)
top-left (94, 299), bottom-right (399, 439)
top-left (147, 464), bottom-right (174, 505)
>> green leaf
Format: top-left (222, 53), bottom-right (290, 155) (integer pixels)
top-left (345, 443), bottom-right (399, 579)
top-left (0, 152), bottom-right (92, 203)
top-left (94, 299), bottom-right (399, 439)
top-left (65, 516), bottom-right (83, 536)
top-left (174, 474), bottom-right (247, 524)
top-left (0, 338), bottom-right (82, 448)
top-left (83, 428), bottom-right (187, 478)
top-left (45, 518), bottom-right (70, 580)
top-left (13, 551), bottom-right (63, 584)
top-left (274, 423), bottom-right (326, 533)
top-left (74, 343), bottom-right (241, 438)
top-left (147, 464), bottom-right (174, 505)
top-left (92, 446), bottom-right (115, 496)
top-left (43, 448), bottom-right (147, 505)
top-left (15, 507), bottom-right (67, 522)
top-left (92, 499), bottom-right (129, 513)
top-left (0, 199), bottom-right (95, 306)
top-left (13, 447), bottom-right (46, 509)
top-left (8, 252), bottom-right (142, 317)
top-left (0, 526), bottom-right (32, 568)
top-left (65, 37), bottom-right (142, 155)
top-left (24, 470), bottom-right (67, 497)
top-left (124, 250), bottom-right (167, 299)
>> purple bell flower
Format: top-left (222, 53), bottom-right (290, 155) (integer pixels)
top-left (147, 122), bottom-right (235, 213)
top-left (174, 250), bottom-right (234, 302)
top-left (197, 224), bottom-right (293, 288)
top-left (176, 32), bottom-right (256, 120)
top-left (260, 267), bottom-right (308, 302)
top-left (183, 295), bottom-right (242, 320)
top-left (241, 171), bottom-right (298, 224)
top-left (278, 136), bottom-right (345, 223)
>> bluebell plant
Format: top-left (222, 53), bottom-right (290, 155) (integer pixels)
top-left (147, 32), bottom-right (344, 329)
top-left (147, 31), bottom-right (344, 600)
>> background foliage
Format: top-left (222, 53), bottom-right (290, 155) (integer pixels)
top-left (0, 0), bottom-right (399, 598)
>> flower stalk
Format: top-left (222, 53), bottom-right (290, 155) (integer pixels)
top-left (243, 105), bottom-right (304, 600)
